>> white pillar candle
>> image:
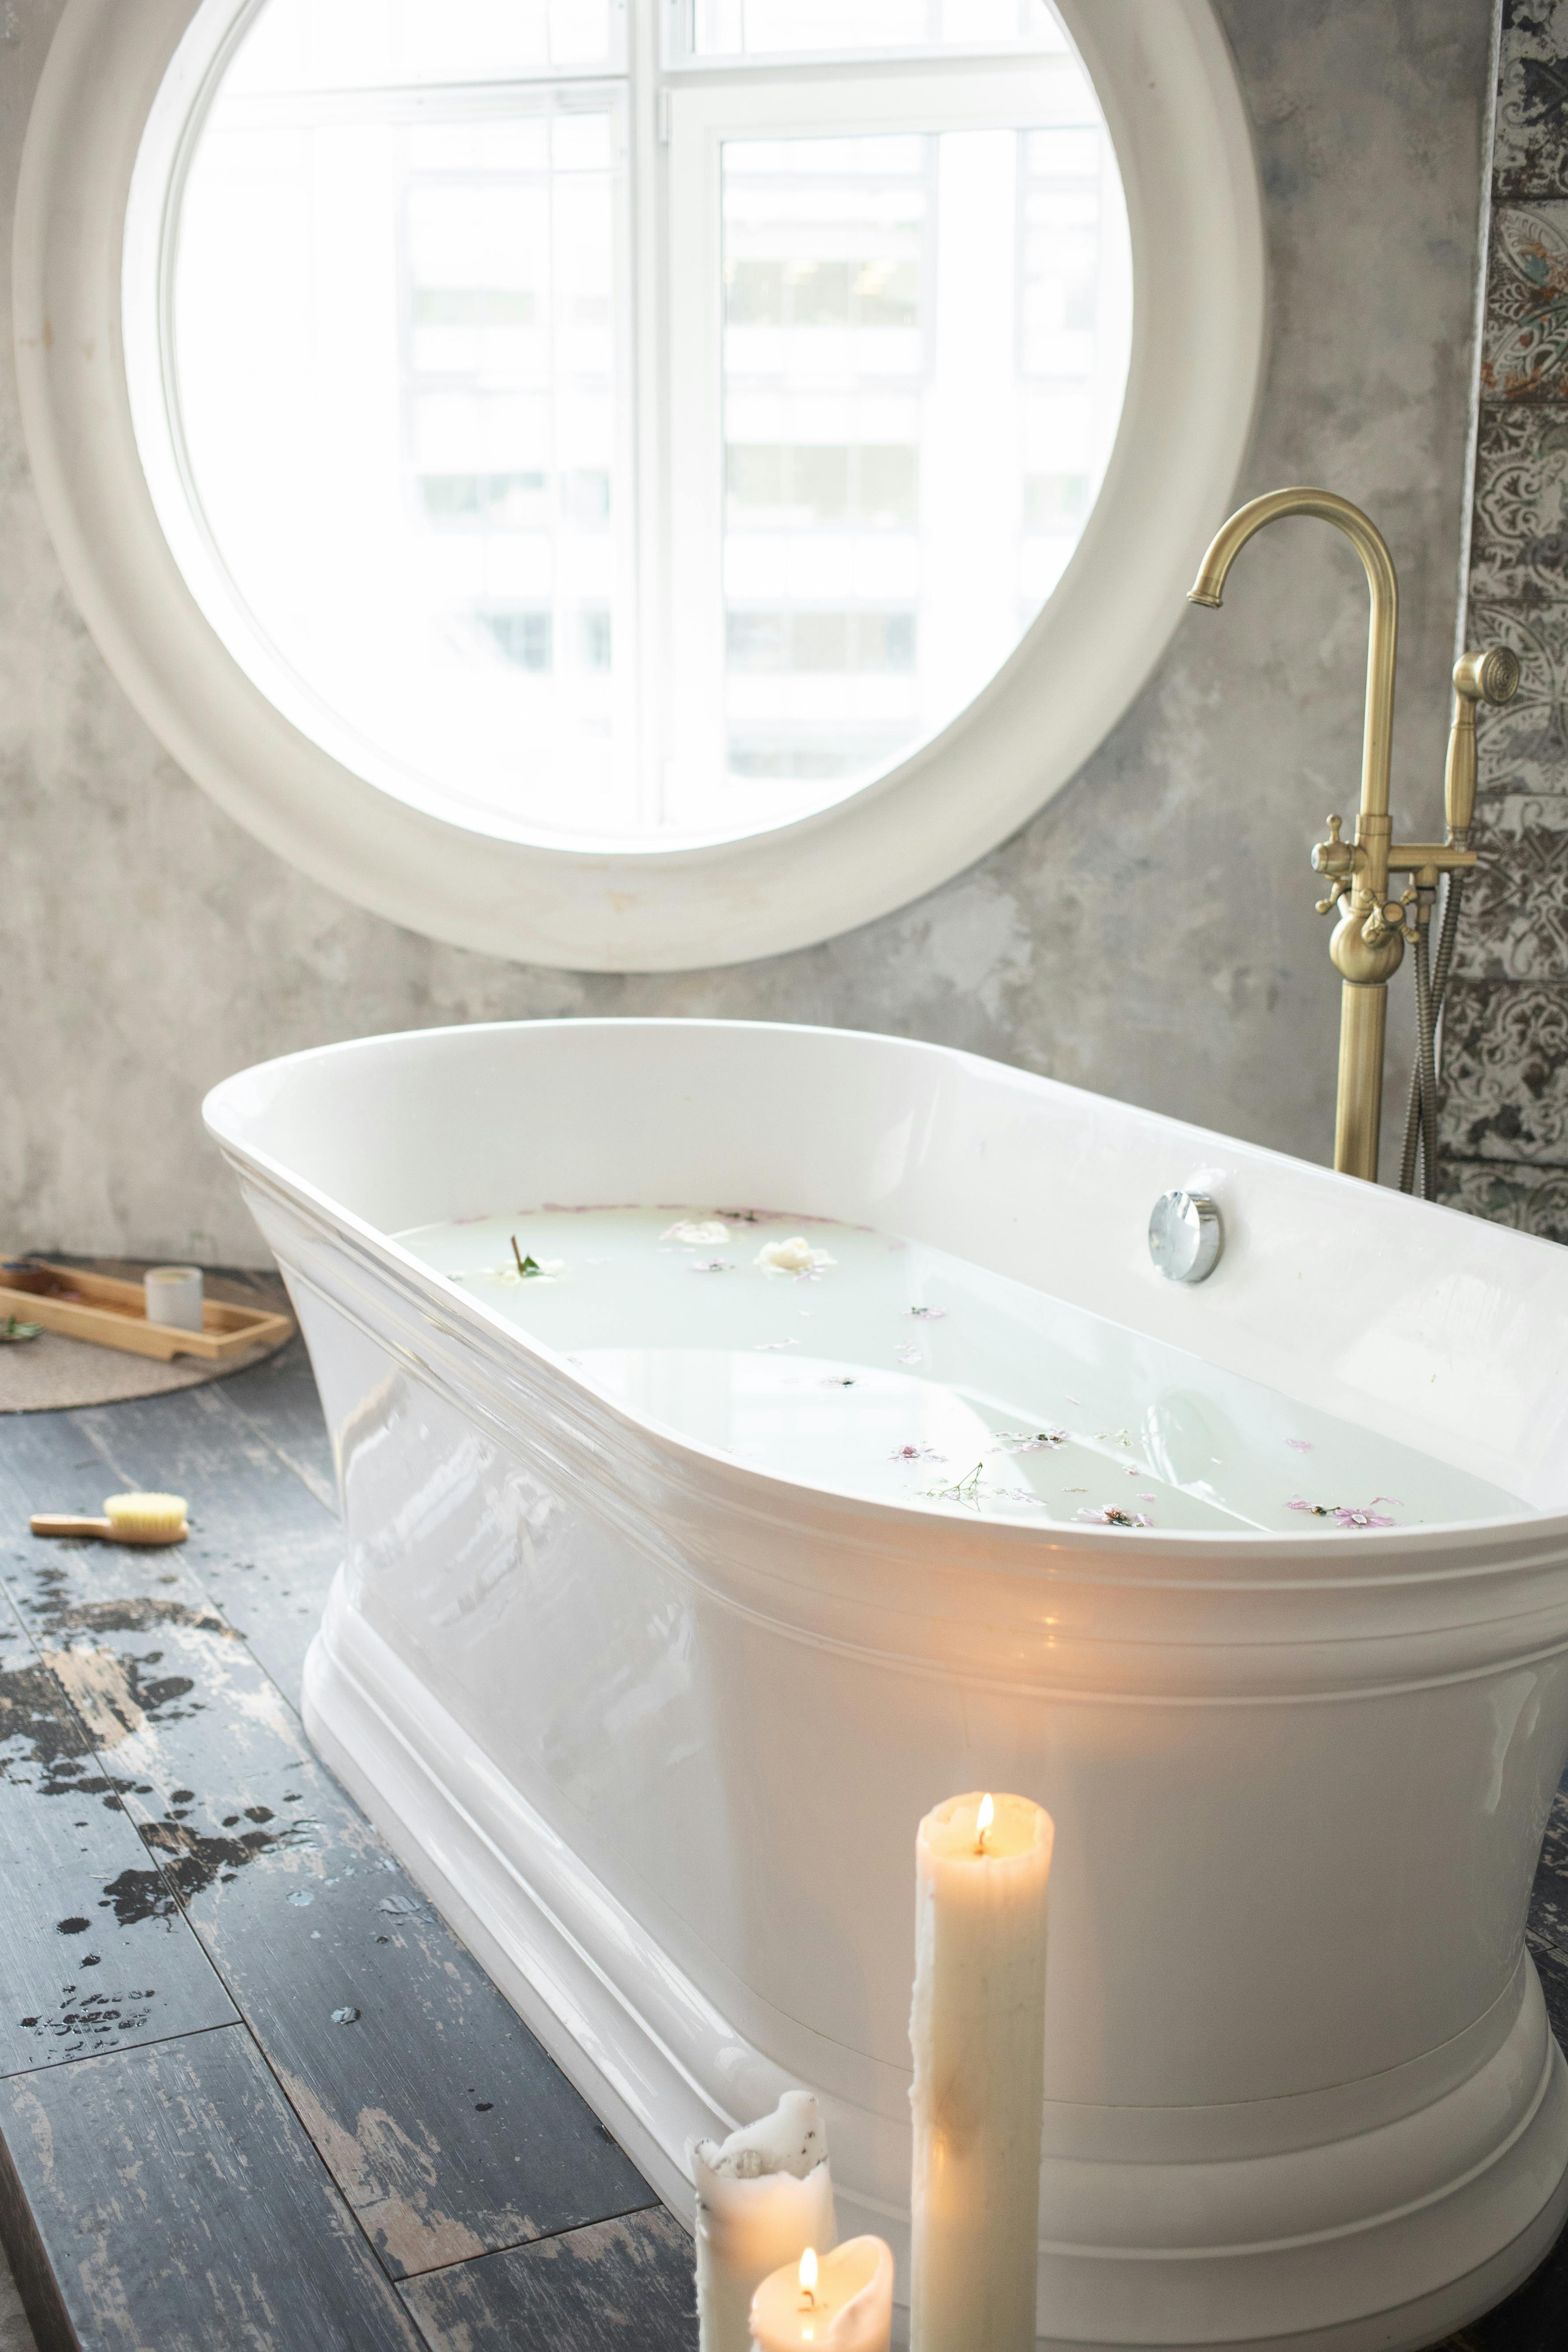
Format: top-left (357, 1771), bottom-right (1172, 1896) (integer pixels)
top-left (749, 2237), bottom-right (894, 2352)
top-left (691, 2091), bottom-right (836, 2352)
top-left (144, 1265), bottom-right (204, 1332)
top-left (910, 1790), bottom-right (1053, 2352)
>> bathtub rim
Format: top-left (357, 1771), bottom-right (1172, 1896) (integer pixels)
top-left (232, 1148), bottom-right (1568, 1603)
top-left (230, 1170), bottom-right (1568, 1713)
top-left (204, 1015), bottom-right (1568, 1569)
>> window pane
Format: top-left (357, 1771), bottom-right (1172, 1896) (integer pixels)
top-left (172, 14), bottom-right (629, 837)
top-left (158, 0), bottom-right (1125, 845)
top-left (225, 0), bottom-right (617, 92)
top-left (692, 0), bottom-right (1063, 57)
top-left (718, 101), bottom-right (1126, 792)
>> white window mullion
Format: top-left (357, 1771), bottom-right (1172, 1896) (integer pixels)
top-left (664, 85), bottom-right (730, 821)
top-left (614, 40), bottom-right (655, 838)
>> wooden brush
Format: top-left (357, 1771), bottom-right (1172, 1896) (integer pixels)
top-left (30, 1492), bottom-right (189, 1546)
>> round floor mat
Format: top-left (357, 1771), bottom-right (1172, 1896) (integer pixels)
top-left (0, 1263), bottom-right (293, 1412)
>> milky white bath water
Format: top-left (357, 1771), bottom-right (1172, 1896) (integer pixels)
top-left (396, 1206), bottom-right (1523, 1533)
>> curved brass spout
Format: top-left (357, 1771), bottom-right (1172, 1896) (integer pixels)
top-left (1188, 488), bottom-right (1403, 1182)
top-left (1189, 488), bottom-right (1397, 831)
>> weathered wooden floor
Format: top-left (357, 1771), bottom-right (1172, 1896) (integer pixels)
top-left (0, 1336), bottom-right (1567, 2348)
top-left (0, 1337), bottom-right (696, 2350)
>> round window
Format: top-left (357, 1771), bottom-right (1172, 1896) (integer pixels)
top-left (20, 0), bottom-right (1261, 963)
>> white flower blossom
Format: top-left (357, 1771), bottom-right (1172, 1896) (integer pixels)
top-left (662, 1218), bottom-right (729, 1245)
top-left (755, 1236), bottom-right (836, 1275)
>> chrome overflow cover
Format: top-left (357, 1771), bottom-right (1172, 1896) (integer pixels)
top-left (1148, 1190), bottom-right (1223, 1284)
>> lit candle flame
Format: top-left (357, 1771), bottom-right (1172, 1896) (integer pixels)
top-left (977, 1792), bottom-right (995, 1851)
top-left (799, 2246), bottom-right (818, 2308)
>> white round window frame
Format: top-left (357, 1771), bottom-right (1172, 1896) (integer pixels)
top-left (15, 0), bottom-right (1263, 975)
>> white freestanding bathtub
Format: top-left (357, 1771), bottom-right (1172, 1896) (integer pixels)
top-left (204, 1018), bottom-right (1568, 2351)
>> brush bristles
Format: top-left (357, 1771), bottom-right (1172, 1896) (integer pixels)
top-left (102, 1491), bottom-right (189, 1542)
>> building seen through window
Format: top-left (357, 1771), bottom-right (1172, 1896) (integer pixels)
top-left (168, 0), bottom-right (1129, 844)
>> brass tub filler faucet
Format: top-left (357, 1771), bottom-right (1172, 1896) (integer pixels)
top-left (1189, 488), bottom-right (1520, 1193)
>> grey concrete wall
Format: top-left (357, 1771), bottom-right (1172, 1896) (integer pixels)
top-left (0, 1), bottom-right (1490, 1264)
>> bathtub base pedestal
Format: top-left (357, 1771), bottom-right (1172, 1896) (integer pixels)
top-left (303, 1583), bottom-right (1568, 2352)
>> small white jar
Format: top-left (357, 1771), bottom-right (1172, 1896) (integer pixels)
top-left (144, 1265), bottom-right (204, 1332)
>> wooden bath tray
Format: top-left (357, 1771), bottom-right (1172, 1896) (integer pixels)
top-left (0, 1261), bottom-right (293, 1362)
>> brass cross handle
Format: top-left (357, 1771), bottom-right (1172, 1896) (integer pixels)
top-left (1312, 814), bottom-right (1355, 910)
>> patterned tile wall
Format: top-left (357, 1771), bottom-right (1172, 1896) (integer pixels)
top-left (1442, 0), bottom-right (1568, 1231)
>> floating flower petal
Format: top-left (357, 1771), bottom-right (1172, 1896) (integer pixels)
top-left (1289, 1496), bottom-right (1397, 1528)
top-left (756, 1237), bottom-right (837, 1275)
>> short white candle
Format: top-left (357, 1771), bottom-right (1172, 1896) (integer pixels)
top-left (909, 1790), bottom-right (1054, 2352)
top-left (691, 2091), bottom-right (836, 2352)
top-left (749, 2237), bottom-right (894, 2352)
top-left (144, 1265), bottom-right (203, 1333)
